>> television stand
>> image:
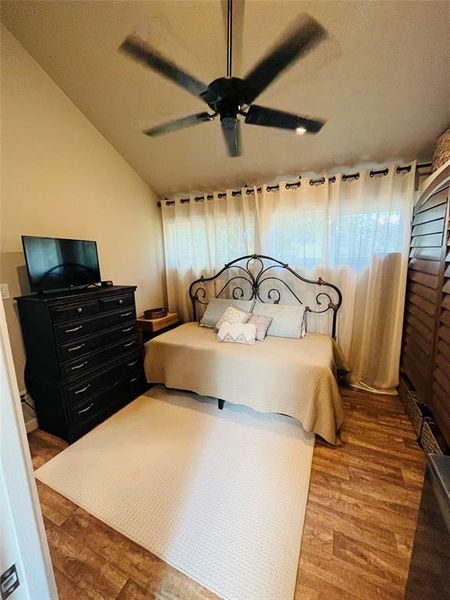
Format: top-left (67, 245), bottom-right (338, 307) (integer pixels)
top-left (16, 285), bottom-right (147, 443)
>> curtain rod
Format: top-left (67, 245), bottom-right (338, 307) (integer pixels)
top-left (158, 161), bottom-right (432, 207)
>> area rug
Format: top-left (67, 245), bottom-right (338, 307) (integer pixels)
top-left (36, 385), bottom-right (315, 600)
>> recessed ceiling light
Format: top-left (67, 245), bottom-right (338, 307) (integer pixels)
top-left (296, 126), bottom-right (307, 135)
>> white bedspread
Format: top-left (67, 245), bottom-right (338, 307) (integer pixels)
top-left (144, 323), bottom-right (344, 444)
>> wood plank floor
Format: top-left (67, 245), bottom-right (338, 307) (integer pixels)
top-left (28, 387), bottom-right (426, 600)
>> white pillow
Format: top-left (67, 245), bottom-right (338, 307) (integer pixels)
top-left (200, 298), bottom-right (255, 328)
top-left (252, 303), bottom-right (306, 339)
top-left (216, 322), bottom-right (257, 344)
top-left (215, 305), bottom-right (251, 331)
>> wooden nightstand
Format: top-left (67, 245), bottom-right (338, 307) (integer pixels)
top-left (137, 312), bottom-right (180, 343)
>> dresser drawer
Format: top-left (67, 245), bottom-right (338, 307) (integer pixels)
top-left (64, 357), bottom-right (143, 406)
top-left (51, 300), bottom-right (100, 323)
top-left (101, 293), bottom-right (134, 312)
top-left (68, 395), bottom-right (102, 424)
top-left (61, 340), bottom-right (141, 379)
top-left (59, 323), bottom-right (139, 364)
top-left (55, 308), bottom-right (136, 343)
top-left (58, 322), bottom-right (137, 362)
top-left (66, 369), bottom-right (147, 432)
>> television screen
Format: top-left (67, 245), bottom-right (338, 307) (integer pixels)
top-left (22, 236), bottom-right (101, 292)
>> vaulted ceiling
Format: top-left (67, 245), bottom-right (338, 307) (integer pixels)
top-left (1, 0), bottom-right (449, 195)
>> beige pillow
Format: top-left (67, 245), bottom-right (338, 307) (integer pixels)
top-left (214, 305), bottom-right (251, 331)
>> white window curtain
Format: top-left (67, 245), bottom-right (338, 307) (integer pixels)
top-left (161, 163), bottom-right (416, 394)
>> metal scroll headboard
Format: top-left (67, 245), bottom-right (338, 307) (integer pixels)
top-left (188, 254), bottom-right (343, 339)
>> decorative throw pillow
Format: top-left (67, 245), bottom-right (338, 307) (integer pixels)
top-left (215, 305), bottom-right (251, 331)
top-left (252, 303), bottom-right (306, 339)
top-left (247, 313), bottom-right (273, 341)
top-left (200, 298), bottom-right (255, 328)
top-left (216, 322), bottom-right (257, 345)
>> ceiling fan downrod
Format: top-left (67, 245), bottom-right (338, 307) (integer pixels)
top-left (227, 0), bottom-right (233, 78)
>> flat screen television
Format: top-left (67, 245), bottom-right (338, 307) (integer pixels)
top-left (22, 235), bottom-right (101, 292)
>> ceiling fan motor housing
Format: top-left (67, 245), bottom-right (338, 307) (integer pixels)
top-left (203, 77), bottom-right (250, 120)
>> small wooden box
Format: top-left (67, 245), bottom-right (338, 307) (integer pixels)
top-left (144, 308), bottom-right (167, 319)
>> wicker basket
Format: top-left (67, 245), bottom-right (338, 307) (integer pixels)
top-left (398, 378), bottom-right (429, 437)
top-left (420, 419), bottom-right (448, 455)
top-left (432, 129), bottom-right (450, 172)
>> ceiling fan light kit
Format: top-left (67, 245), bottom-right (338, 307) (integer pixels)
top-left (120, 0), bottom-right (327, 157)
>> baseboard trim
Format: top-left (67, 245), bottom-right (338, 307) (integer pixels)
top-left (25, 418), bottom-right (38, 433)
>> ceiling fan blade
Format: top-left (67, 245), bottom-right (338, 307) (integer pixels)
top-left (120, 36), bottom-right (214, 101)
top-left (242, 15), bottom-right (327, 105)
top-left (245, 104), bottom-right (324, 133)
top-left (221, 118), bottom-right (241, 157)
top-left (143, 112), bottom-right (215, 137)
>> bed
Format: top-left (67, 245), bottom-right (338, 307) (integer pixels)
top-left (144, 254), bottom-right (345, 445)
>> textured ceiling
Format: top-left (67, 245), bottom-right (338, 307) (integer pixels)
top-left (1, 0), bottom-right (449, 196)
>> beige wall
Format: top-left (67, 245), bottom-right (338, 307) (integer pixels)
top-left (0, 25), bottom-right (165, 394)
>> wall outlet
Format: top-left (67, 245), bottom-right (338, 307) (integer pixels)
top-left (0, 284), bottom-right (10, 300)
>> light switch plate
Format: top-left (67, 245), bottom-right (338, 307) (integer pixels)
top-left (0, 283), bottom-right (10, 300)
top-left (0, 565), bottom-right (19, 599)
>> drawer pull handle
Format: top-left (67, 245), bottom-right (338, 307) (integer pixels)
top-left (77, 307), bottom-right (83, 313)
top-left (120, 311), bottom-right (132, 317)
top-left (123, 341), bottom-right (135, 348)
top-left (71, 361), bottom-right (88, 371)
top-left (78, 402), bottom-right (94, 414)
top-left (119, 299), bottom-right (124, 305)
top-left (68, 343), bottom-right (85, 352)
top-left (127, 360), bottom-right (138, 367)
top-left (74, 384), bottom-right (91, 395)
top-left (129, 376), bottom-right (138, 383)
top-left (65, 325), bottom-right (83, 333)
top-left (122, 326), bottom-right (133, 332)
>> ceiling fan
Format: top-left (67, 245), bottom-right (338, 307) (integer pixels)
top-left (119, 0), bottom-right (327, 157)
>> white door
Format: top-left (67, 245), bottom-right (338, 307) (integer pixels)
top-left (0, 299), bottom-right (57, 599)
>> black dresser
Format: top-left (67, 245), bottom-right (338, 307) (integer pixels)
top-left (17, 285), bottom-right (147, 443)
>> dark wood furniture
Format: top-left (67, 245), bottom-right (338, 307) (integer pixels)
top-left (137, 312), bottom-right (180, 343)
top-left (17, 285), bottom-right (147, 443)
top-left (405, 454), bottom-right (450, 599)
top-left (400, 163), bottom-right (450, 450)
